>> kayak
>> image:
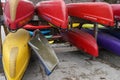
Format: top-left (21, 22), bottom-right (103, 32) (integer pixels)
top-left (28, 30), bottom-right (59, 75)
top-left (111, 4), bottom-right (120, 20)
top-left (67, 2), bottom-right (114, 26)
top-left (100, 28), bottom-right (120, 39)
top-left (83, 29), bottom-right (120, 56)
top-left (60, 28), bottom-right (98, 57)
top-left (36, 0), bottom-right (68, 29)
top-left (29, 30), bottom-right (52, 38)
top-left (23, 24), bottom-right (51, 30)
top-left (68, 23), bottom-right (80, 28)
top-left (29, 30), bottom-right (51, 35)
top-left (4, 0), bottom-right (34, 31)
top-left (82, 24), bottom-right (104, 28)
top-left (2, 29), bottom-right (31, 80)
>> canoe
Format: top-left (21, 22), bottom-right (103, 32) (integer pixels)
top-left (2, 29), bottom-right (31, 80)
top-left (36, 0), bottom-right (68, 29)
top-left (67, 2), bottom-right (114, 26)
top-left (28, 30), bottom-right (59, 75)
top-left (23, 24), bottom-right (51, 30)
top-left (4, 0), bottom-right (34, 31)
top-left (60, 28), bottom-right (98, 57)
top-left (111, 4), bottom-right (120, 20)
top-left (83, 29), bottom-right (120, 56)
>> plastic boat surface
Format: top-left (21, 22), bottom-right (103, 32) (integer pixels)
top-left (60, 28), bottom-right (98, 57)
top-left (67, 2), bottom-right (114, 26)
top-left (4, 0), bottom-right (34, 30)
top-left (36, 0), bottom-right (68, 29)
top-left (28, 30), bottom-right (59, 75)
top-left (100, 28), bottom-right (120, 39)
top-left (23, 24), bottom-right (51, 30)
top-left (2, 29), bottom-right (31, 80)
top-left (84, 29), bottom-right (120, 56)
top-left (111, 4), bottom-right (120, 20)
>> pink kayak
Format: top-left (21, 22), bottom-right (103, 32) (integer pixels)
top-left (67, 2), bottom-right (114, 26)
top-left (36, 0), bottom-right (68, 29)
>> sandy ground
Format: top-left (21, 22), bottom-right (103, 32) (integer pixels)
top-left (0, 43), bottom-right (120, 80)
top-left (0, 27), bottom-right (120, 80)
top-left (21, 43), bottom-right (120, 80)
top-left (0, 43), bottom-right (117, 80)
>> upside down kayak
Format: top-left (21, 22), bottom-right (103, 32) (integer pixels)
top-left (36, 0), bottom-right (68, 29)
top-left (67, 2), bottom-right (114, 26)
top-left (4, 0), bottom-right (34, 31)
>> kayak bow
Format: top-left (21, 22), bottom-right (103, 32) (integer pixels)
top-left (2, 29), bottom-right (31, 80)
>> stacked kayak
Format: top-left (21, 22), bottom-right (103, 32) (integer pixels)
top-left (67, 2), bottom-right (114, 26)
top-left (100, 28), bottom-right (120, 39)
top-left (36, 0), bottom-right (68, 29)
top-left (111, 4), bottom-right (120, 20)
top-left (23, 24), bottom-right (51, 30)
top-left (4, 0), bottom-right (34, 31)
top-left (83, 29), bottom-right (120, 56)
top-left (60, 28), bottom-right (98, 57)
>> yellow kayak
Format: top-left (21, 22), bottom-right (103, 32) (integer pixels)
top-left (2, 29), bottom-right (30, 80)
top-left (69, 23), bottom-right (80, 28)
top-left (82, 24), bottom-right (104, 28)
top-left (49, 23), bottom-right (80, 28)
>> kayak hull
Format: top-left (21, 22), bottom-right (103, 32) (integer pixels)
top-left (4, 0), bottom-right (34, 30)
top-left (67, 2), bottom-right (114, 26)
top-left (60, 28), bottom-right (98, 57)
top-left (111, 4), bottom-right (120, 20)
top-left (36, 0), bottom-right (68, 29)
top-left (100, 28), bottom-right (120, 39)
top-left (2, 29), bottom-right (31, 80)
top-left (28, 30), bottom-right (59, 75)
top-left (84, 29), bottom-right (120, 56)
top-left (23, 24), bottom-right (51, 30)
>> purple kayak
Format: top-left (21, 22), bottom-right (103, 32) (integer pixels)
top-left (83, 29), bottom-right (120, 56)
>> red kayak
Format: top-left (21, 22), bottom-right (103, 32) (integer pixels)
top-left (23, 24), bottom-right (51, 30)
top-left (60, 28), bottom-right (98, 57)
top-left (67, 2), bottom-right (114, 26)
top-left (36, 0), bottom-right (68, 29)
top-left (111, 4), bottom-right (120, 20)
top-left (4, 0), bottom-right (34, 31)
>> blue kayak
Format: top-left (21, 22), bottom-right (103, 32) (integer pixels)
top-left (100, 28), bottom-right (120, 39)
top-left (83, 29), bottom-right (120, 56)
top-left (29, 30), bottom-right (52, 39)
top-left (29, 30), bottom-right (50, 36)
